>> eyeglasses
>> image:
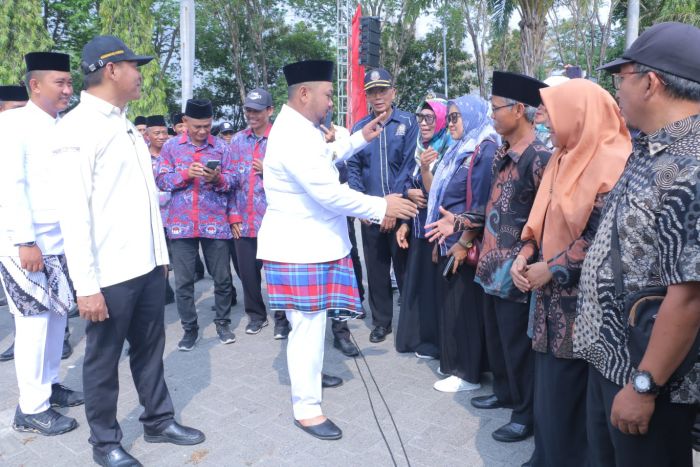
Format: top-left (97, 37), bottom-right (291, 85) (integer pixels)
top-left (612, 71), bottom-right (645, 90)
top-left (447, 112), bottom-right (461, 124)
top-left (491, 103), bottom-right (516, 113)
top-left (415, 113), bottom-right (436, 125)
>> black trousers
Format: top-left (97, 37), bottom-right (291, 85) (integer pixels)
top-left (84, 267), bottom-right (175, 455)
top-left (347, 218), bottom-right (365, 302)
top-left (232, 237), bottom-right (287, 326)
top-left (532, 351), bottom-right (588, 467)
top-left (438, 257), bottom-right (486, 384)
top-left (171, 238), bottom-right (233, 330)
top-left (360, 223), bottom-right (407, 328)
top-left (587, 365), bottom-right (695, 467)
top-left (482, 294), bottom-right (534, 426)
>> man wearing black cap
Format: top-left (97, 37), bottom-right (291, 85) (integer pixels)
top-left (56, 35), bottom-right (204, 466)
top-left (218, 121), bottom-right (235, 143)
top-left (0, 51), bottom-right (83, 437)
top-left (347, 68), bottom-right (418, 343)
top-left (147, 115), bottom-right (175, 305)
top-left (0, 84), bottom-right (28, 112)
top-left (156, 98), bottom-right (238, 351)
top-left (225, 87), bottom-right (288, 336)
top-left (171, 112), bottom-right (186, 135)
top-left (134, 115), bottom-right (147, 136)
top-left (574, 22), bottom-right (700, 467)
top-left (257, 59), bottom-right (417, 440)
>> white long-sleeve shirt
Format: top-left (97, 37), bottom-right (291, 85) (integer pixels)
top-left (54, 91), bottom-right (168, 296)
top-left (257, 104), bottom-right (387, 263)
top-left (0, 101), bottom-right (64, 257)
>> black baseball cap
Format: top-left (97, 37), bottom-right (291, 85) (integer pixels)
top-left (81, 35), bottom-right (153, 74)
top-left (219, 121), bottom-right (234, 133)
top-left (244, 88), bottom-right (273, 110)
top-left (599, 22), bottom-right (700, 83)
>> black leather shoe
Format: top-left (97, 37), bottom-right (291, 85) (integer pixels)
top-left (61, 338), bottom-right (73, 360)
top-left (143, 421), bottom-right (205, 445)
top-left (471, 394), bottom-right (508, 410)
top-left (322, 374), bottom-right (343, 388)
top-left (492, 422), bottom-right (533, 443)
top-left (93, 446), bottom-right (142, 467)
top-left (369, 326), bottom-right (391, 343)
top-left (0, 342), bottom-right (14, 362)
top-left (333, 337), bottom-right (359, 357)
top-left (68, 305), bottom-right (79, 318)
top-left (293, 418), bottom-right (342, 440)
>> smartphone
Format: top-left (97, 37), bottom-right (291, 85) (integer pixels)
top-left (442, 255), bottom-right (456, 280)
top-left (205, 160), bottom-right (221, 170)
top-left (323, 110), bottom-right (333, 129)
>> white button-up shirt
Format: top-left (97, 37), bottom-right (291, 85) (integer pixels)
top-left (257, 104), bottom-right (386, 263)
top-left (0, 100), bottom-right (63, 256)
top-left (54, 91), bottom-right (169, 296)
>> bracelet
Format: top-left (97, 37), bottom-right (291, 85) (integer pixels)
top-left (457, 239), bottom-right (472, 249)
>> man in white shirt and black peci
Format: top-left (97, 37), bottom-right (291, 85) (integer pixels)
top-left (54, 35), bottom-right (204, 467)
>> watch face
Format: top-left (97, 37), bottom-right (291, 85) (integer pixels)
top-left (634, 373), bottom-right (651, 391)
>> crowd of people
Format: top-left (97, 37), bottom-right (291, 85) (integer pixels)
top-left (0, 20), bottom-right (698, 467)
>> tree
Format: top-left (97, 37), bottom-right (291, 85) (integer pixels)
top-left (0, 0), bottom-right (53, 83)
top-left (460, 0), bottom-right (492, 97)
top-left (98, 0), bottom-right (168, 117)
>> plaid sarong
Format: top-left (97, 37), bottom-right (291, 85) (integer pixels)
top-left (0, 255), bottom-right (75, 317)
top-left (263, 255), bottom-right (362, 319)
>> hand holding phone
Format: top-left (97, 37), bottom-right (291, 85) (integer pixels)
top-left (205, 160), bottom-right (221, 170)
top-left (442, 255), bottom-right (456, 280)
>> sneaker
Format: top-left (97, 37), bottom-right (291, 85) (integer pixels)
top-left (13, 406), bottom-right (78, 436)
top-left (415, 351), bottom-right (435, 360)
top-left (273, 322), bottom-right (290, 340)
top-left (177, 329), bottom-right (200, 351)
top-left (433, 375), bottom-right (481, 393)
top-left (49, 383), bottom-right (84, 408)
top-left (216, 323), bottom-right (236, 344)
top-left (245, 320), bottom-right (269, 335)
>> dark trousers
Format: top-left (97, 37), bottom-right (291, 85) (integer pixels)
top-left (587, 365), bottom-right (695, 467)
top-left (347, 218), bottom-right (365, 302)
top-left (360, 223), bottom-right (407, 328)
top-left (532, 351), bottom-right (588, 467)
top-left (232, 237), bottom-right (287, 326)
top-left (331, 319), bottom-right (349, 340)
top-left (482, 294), bottom-right (534, 426)
top-left (84, 267), bottom-right (175, 455)
top-left (171, 238), bottom-right (233, 330)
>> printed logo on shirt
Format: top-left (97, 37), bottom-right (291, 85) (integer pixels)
top-left (395, 124), bottom-right (406, 137)
top-left (171, 226), bottom-right (181, 235)
top-left (206, 225), bottom-right (217, 235)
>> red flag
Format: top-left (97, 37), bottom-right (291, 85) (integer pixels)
top-left (347, 5), bottom-right (367, 129)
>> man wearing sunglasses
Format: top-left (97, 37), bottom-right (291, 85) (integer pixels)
top-left (346, 68), bottom-right (418, 343)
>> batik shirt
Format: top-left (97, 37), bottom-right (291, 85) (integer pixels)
top-left (575, 114), bottom-right (700, 404)
top-left (151, 154), bottom-right (172, 224)
top-left (155, 133), bottom-right (235, 239)
top-left (454, 140), bottom-right (551, 303)
top-left (226, 126), bottom-right (270, 237)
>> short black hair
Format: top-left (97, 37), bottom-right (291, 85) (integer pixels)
top-left (83, 68), bottom-right (105, 89)
top-left (634, 63), bottom-right (700, 102)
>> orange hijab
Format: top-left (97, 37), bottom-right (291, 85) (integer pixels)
top-left (521, 79), bottom-right (632, 261)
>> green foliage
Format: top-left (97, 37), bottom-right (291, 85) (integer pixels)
top-left (99, 0), bottom-right (168, 117)
top-left (0, 0), bottom-right (53, 83)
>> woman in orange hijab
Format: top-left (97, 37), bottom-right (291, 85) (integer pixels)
top-left (510, 79), bottom-right (631, 467)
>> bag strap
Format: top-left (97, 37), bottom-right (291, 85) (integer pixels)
top-left (466, 143), bottom-right (481, 210)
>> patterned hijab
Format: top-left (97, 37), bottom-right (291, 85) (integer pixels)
top-left (414, 98), bottom-right (451, 171)
top-left (522, 79), bottom-right (631, 260)
top-left (426, 94), bottom-right (499, 223)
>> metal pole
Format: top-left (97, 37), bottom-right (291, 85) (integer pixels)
top-left (180, 0), bottom-right (195, 111)
top-left (625, 0), bottom-right (640, 48)
top-left (442, 4), bottom-right (448, 98)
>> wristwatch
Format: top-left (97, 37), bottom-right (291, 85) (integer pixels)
top-left (15, 242), bottom-right (36, 247)
top-left (630, 369), bottom-right (659, 395)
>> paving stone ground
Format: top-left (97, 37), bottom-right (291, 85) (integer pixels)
top-left (0, 255), bottom-right (537, 467)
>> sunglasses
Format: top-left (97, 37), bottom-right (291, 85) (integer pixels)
top-left (447, 112), bottom-right (461, 124)
top-left (415, 113), bottom-right (436, 125)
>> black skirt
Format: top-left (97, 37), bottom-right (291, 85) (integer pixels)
top-left (437, 255), bottom-right (487, 384)
top-left (394, 237), bottom-right (440, 358)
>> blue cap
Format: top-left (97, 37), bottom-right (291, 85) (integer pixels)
top-left (364, 68), bottom-right (392, 91)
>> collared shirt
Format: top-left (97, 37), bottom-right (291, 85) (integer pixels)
top-left (347, 107), bottom-right (418, 197)
top-left (54, 91), bottom-right (169, 296)
top-left (226, 125), bottom-right (270, 237)
top-left (150, 153), bottom-right (172, 224)
top-left (467, 140), bottom-right (551, 303)
top-left (0, 100), bottom-right (63, 256)
top-left (257, 104), bottom-right (386, 264)
top-left (575, 114), bottom-right (700, 404)
top-left (155, 132), bottom-right (234, 240)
